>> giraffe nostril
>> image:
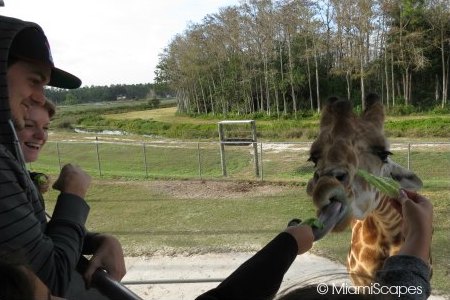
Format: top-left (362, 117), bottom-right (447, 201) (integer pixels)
top-left (335, 172), bottom-right (348, 183)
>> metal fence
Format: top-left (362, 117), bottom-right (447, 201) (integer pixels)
top-left (30, 140), bottom-right (450, 187)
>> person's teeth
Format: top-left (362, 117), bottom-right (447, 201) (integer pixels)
top-left (25, 142), bottom-right (40, 150)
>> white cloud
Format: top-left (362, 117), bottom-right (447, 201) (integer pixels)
top-left (1, 0), bottom-right (241, 86)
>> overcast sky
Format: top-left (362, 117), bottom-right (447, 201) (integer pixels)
top-left (1, 0), bottom-right (241, 87)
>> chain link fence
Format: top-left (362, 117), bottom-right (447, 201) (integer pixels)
top-left (30, 140), bottom-right (450, 187)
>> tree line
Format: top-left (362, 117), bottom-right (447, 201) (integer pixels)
top-left (155, 0), bottom-right (450, 117)
top-left (45, 83), bottom-right (173, 105)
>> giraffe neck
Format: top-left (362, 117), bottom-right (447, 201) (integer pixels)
top-left (347, 194), bottom-right (403, 285)
top-left (370, 193), bottom-right (403, 240)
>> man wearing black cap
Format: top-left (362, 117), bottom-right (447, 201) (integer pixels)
top-left (0, 15), bottom-right (125, 298)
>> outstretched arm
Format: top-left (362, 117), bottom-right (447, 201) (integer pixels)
top-left (196, 225), bottom-right (314, 300)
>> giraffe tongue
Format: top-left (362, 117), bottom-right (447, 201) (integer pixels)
top-left (313, 201), bottom-right (342, 241)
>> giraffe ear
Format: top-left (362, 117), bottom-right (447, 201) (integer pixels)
top-left (362, 93), bottom-right (384, 129)
top-left (326, 96), bottom-right (340, 105)
top-left (383, 159), bottom-right (423, 191)
top-left (332, 99), bottom-right (352, 115)
top-left (365, 93), bottom-right (380, 108)
top-left (321, 97), bottom-right (353, 128)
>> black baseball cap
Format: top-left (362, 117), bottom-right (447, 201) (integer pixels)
top-left (9, 27), bottom-right (81, 89)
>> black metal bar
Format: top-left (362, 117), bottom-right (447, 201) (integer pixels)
top-left (122, 278), bottom-right (225, 285)
top-left (77, 256), bottom-right (142, 300)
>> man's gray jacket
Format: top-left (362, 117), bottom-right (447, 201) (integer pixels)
top-left (0, 15), bottom-right (90, 296)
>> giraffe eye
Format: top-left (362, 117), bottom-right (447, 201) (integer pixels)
top-left (376, 150), bottom-right (392, 163)
top-left (307, 153), bottom-right (320, 166)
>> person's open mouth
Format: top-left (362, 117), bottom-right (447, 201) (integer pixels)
top-left (24, 142), bottom-right (41, 150)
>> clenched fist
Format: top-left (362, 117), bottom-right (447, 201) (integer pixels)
top-left (52, 164), bottom-right (91, 198)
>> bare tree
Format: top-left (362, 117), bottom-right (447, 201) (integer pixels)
top-left (156, 0), bottom-right (450, 117)
top-left (426, 0), bottom-right (450, 107)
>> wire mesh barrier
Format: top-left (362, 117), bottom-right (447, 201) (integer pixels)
top-left (30, 140), bottom-right (450, 187)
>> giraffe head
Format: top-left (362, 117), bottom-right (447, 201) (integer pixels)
top-left (306, 94), bottom-right (422, 237)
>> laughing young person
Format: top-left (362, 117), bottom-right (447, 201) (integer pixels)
top-left (0, 15), bottom-right (125, 298)
top-left (17, 99), bottom-right (55, 194)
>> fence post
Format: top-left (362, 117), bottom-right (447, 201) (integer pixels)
top-left (95, 137), bottom-right (102, 177)
top-left (56, 142), bottom-right (62, 170)
top-left (143, 143), bottom-right (148, 178)
top-left (218, 128), bottom-right (227, 177)
top-left (260, 142), bottom-right (264, 181)
top-left (251, 121), bottom-right (260, 178)
top-left (197, 142), bottom-right (202, 180)
top-left (407, 143), bottom-right (411, 170)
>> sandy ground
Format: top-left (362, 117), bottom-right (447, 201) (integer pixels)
top-left (122, 252), bottom-right (348, 300)
top-left (121, 253), bottom-right (448, 300)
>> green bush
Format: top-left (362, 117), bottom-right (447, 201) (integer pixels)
top-left (387, 104), bottom-right (417, 116)
top-left (148, 98), bottom-right (160, 109)
top-left (429, 106), bottom-right (450, 115)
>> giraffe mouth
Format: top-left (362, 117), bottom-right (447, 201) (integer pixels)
top-left (313, 201), bottom-right (344, 241)
top-left (311, 179), bottom-right (349, 241)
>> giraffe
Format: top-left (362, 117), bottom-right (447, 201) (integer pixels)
top-left (305, 94), bottom-right (423, 286)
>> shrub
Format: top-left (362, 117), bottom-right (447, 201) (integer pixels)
top-left (148, 98), bottom-right (160, 109)
top-left (285, 129), bottom-right (304, 139)
top-left (429, 106), bottom-right (450, 115)
top-left (387, 105), bottom-right (417, 116)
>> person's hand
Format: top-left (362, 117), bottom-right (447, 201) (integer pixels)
top-left (284, 225), bottom-right (314, 255)
top-left (84, 234), bottom-right (126, 285)
top-left (37, 174), bottom-right (50, 194)
top-left (30, 173), bottom-right (50, 194)
top-left (392, 189), bottom-right (433, 262)
top-left (39, 182), bottom-right (50, 194)
top-left (52, 164), bottom-right (91, 198)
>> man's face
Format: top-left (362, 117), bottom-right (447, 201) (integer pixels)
top-left (7, 60), bottom-right (50, 129)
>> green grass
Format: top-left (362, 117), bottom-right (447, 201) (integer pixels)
top-left (30, 140), bottom-right (449, 186)
top-left (57, 98), bottom-right (177, 114)
top-left (52, 102), bottom-right (450, 141)
top-left (386, 116), bottom-right (450, 138)
top-left (57, 103), bottom-right (450, 140)
top-left (43, 180), bottom-right (313, 253)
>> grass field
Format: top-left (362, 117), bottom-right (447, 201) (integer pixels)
top-left (56, 102), bottom-right (450, 141)
top-left (31, 140), bottom-right (449, 183)
top-left (106, 107), bottom-right (212, 125)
